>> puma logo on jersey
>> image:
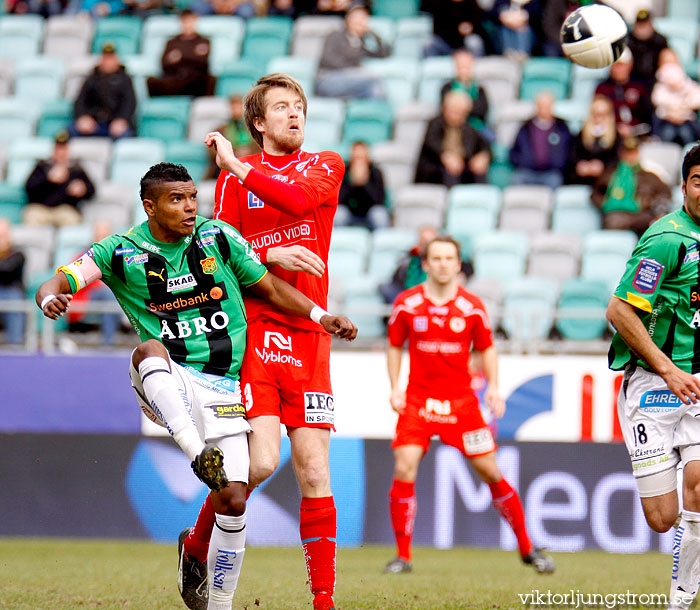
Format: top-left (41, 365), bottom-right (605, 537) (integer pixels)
top-left (669, 220), bottom-right (683, 230)
top-left (322, 163), bottom-right (333, 176)
top-left (148, 269), bottom-right (165, 281)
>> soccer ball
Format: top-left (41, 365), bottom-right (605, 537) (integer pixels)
top-left (560, 4), bottom-right (628, 69)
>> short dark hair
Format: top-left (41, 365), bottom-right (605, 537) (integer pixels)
top-left (682, 144), bottom-right (700, 182)
top-left (423, 235), bottom-right (462, 261)
top-left (140, 162), bottom-right (193, 201)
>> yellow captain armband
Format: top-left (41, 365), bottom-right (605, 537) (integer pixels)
top-left (57, 252), bottom-right (102, 292)
top-left (619, 292), bottom-right (653, 313)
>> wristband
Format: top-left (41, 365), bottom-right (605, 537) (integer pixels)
top-left (310, 306), bottom-right (328, 324)
top-left (40, 294), bottom-right (57, 311)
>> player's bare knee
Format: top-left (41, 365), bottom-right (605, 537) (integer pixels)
top-left (394, 462), bottom-right (417, 481)
top-left (213, 483), bottom-right (247, 516)
top-left (249, 455), bottom-right (278, 486)
top-left (298, 462), bottom-right (330, 491)
top-left (131, 339), bottom-right (167, 368)
top-left (645, 509), bottom-right (676, 533)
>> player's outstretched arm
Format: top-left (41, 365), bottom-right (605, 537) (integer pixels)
top-left (35, 272), bottom-right (73, 320)
top-left (607, 296), bottom-right (700, 404)
top-left (266, 245), bottom-right (325, 277)
top-left (247, 273), bottom-right (357, 341)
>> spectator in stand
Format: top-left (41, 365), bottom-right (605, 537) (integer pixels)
top-left (336, 141), bottom-right (389, 230)
top-left (313, 0), bottom-right (350, 14)
top-left (315, 1), bottom-right (390, 100)
top-left (415, 89), bottom-right (491, 186)
top-left (205, 94), bottom-right (260, 180)
top-left (267, 0), bottom-right (298, 17)
top-left (66, 220), bottom-right (123, 346)
top-left (651, 50), bottom-right (700, 147)
top-left (421, 0), bottom-right (490, 58)
top-left (190, 0), bottom-right (255, 17)
top-left (68, 43), bottom-right (137, 141)
top-left (147, 10), bottom-right (215, 98)
top-left (493, 0), bottom-right (541, 61)
top-left (591, 136), bottom-right (672, 236)
top-left (439, 49), bottom-right (493, 141)
top-left (626, 9), bottom-right (668, 89)
top-left (0, 219), bottom-right (26, 346)
top-left (7, 0), bottom-right (65, 16)
top-left (379, 225), bottom-right (437, 305)
top-left (509, 90), bottom-right (572, 189)
top-left (594, 48), bottom-right (653, 138)
top-left (23, 130), bottom-right (96, 228)
top-left (567, 95), bottom-right (619, 186)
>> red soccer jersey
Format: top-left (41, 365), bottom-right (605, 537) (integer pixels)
top-left (387, 284), bottom-right (494, 400)
top-left (214, 149), bottom-right (345, 332)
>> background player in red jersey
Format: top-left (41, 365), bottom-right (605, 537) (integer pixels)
top-left (179, 74), bottom-right (347, 610)
top-left (384, 235), bottom-right (555, 575)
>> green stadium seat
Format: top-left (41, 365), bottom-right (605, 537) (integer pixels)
top-left (141, 15), bottom-right (180, 63)
top-left (137, 97), bottom-right (191, 143)
top-left (267, 55), bottom-right (318, 96)
top-left (667, 0), bottom-right (700, 20)
top-left (214, 60), bottom-right (263, 97)
top-left (0, 15), bottom-right (44, 60)
top-left (393, 15), bottom-right (432, 58)
top-left (372, 0), bottom-right (420, 19)
top-left (581, 230), bottom-right (637, 292)
top-left (198, 16), bottom-right (245, 71)
top-left (472, 231), bottom-right (528, 282)
top-left (6, 137), bottom-right (52, 186)
top-left (37, 98), bottom-right (73, 139)
top-left (0, 183), bottom-right (28, 224)
top-left (556, 278), bottom-right (610, 341)
top-left (341, 277), bottom-right (386, 339)
top-left (92, 16), bottom-right (143, 57)
top-left (241, 17), bottom-right (292, 73)
top-left (165, 140), bottom-right (209, 183)
top-left (343, 99), bottom-right (393, 144)
top-left (501, 276), bottom-right (559, 341)
top-left (14, 56), bottom-right (65, 102)
top-left (520, 57), bottom-right (570, 100)
top-left (363, 57), bottom-right (418, 108)
top-left (111, 138), bottom-right (165, 188)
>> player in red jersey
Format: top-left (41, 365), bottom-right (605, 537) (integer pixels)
top-left (179, 74), bottom-right (348, 610)
top-left (384, 235), bottom-right (555, 575)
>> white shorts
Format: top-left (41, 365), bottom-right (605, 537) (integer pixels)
top-left (618, 366), bottom-right (700, 497)
top-left (129, 358), bottom-right (251, 483)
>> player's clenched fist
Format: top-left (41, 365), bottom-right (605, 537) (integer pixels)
top-left (319, 315), bottom-right (357, 341)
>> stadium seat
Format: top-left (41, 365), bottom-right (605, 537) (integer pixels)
top-left (0, 182), bottom-right (28, 224)
top-left (465, 276), bottom-right (502, 328)
top-left (137, 97), bottom-right (191, 143)
top-left (198, 15), bottom-right (245, 69)
top-left (14, 56), bottom-right (65, 102)
top-left (446, 204), bottom-right (499, 242)
top-left (393, 15), bottom-right (433, 58)
top-left (53, 223), bottom-right (94, 268)
top-left (493, 99), bottom-right (535, 149)
top-left (37, 98), bottom-right (73, 139)
top-left (241, 17), bottom-right (293, 73)
top-left (527, 232), bottom-right (581, 282)
top-left (570, 64), bottom-right (609, 101)
top-left (392, 183), bottom-right (448, 230)
top-left (340, 277), bottom-right (386, 339)
top-left (267, 55), bottom-right (318, 95)
top-left (555, 278), bottom-right (610, 341)
top-left (110, 138), bottom-right (165, 188)
top-left (393, 100), bottom-right (436, 148)
top-left (367, 226), bottom-right (415, 282)
top-left (68, 137), bottom-right (112, 185)
top-left (11, 224), bottom-right (55, 283)
top-left (370, 140), bottom-right (417, 195)
top-left (417, 56), bottom-right (454, 105)
top-left (499, 185), bottom-right (553, 234)
top-left (519, 57), bottom-right (570, 100)
top-left (372, 0), bottom-right (420, 19)
top-left (368, 16), bottom-right (396, 47)
top-left (363, 57), bottom-right (418, 108)
top-left (551, 191), bottom-right (601, 236)
top-left (0, 58), bottom-right (11, 97)
top-left (639, 141), bottom-right (683, 186)
top-left (667, 0), bottom-right (700, 20)
top-left (654, 18), bottom-right (699, 65)
top-left (43, 14), bottom-right (93, 59)
top-left (472, 230), bottom-right (529, 282)
top-left (554, 98), bottom-right (589, 133)
top-left (164, 138), bottom-right (208, 189)
top-left (87, 181), bottom-right (139, 228)
top-left (304, 96), bottom-right (345, 148)
top-left (64, 55), bottom-right (97, 101)
top-left (448, 184), bottom-right (501, 211)
top-left (554, 184), bottom-right (592, 209)
top-left (330, 225), bottom-right (372, 264)
top-left (502, 184), bottom-right (553, 210)
top-left (343, 99), bottom-right (393, 144)
top-left (328, 248), bottom-right (366, 279)
top-left (141, 15), bottom-right (180, 63)
top-left (92, 15), bottom-right (143, 57)
top-left (0, 15), bottom-right (44, 60)
top-left (5, 137), bottom-right (52, 186)
top-left (501, 276), bottom-right (559, 341)
top-left (196, 179), bottom-right (216, 218)
top-left (487, 142), bottom-right (514, 188)
top-left (188, 96), bottom-right (230, 142)
top-left (214, 59), bottom-right (263, 97)
top-left (473, 55), bottom-right (521, 90)
top-left (581, 230), bottom-right (638, 291)
top-left (291, 15), bottom-right (343, 60)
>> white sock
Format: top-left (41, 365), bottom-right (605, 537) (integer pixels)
top-left (207, 512), bottom-right (247, 610)
top-left (138, 356), bottom-right (204, 461)
top-left (669, 510), bottom-right (700, 609)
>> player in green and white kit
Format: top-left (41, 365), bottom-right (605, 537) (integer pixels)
top-left (35, 163), bottom-right (357, 610)
top-left (608, 145), bottom-right (700, 610)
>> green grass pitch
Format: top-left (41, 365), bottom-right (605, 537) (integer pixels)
top-left (0, 538), bottom-right (672, 609)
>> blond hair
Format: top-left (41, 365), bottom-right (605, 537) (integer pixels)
top-left (243, 73), bottom-right (308, 148)
top-left (581, 95), bottom-right (616, 151)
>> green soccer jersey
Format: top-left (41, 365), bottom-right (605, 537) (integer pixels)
top-left (609, 208), bottom-right (700, 373)
top-left (64, 216), bottom-right (267, 379)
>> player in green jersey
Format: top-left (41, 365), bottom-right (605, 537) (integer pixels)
top-left (607, 144), bottom-right (700, 610)
top-left (35, 163), bottom-right (357, 610)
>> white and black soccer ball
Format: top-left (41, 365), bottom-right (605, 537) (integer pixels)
top-left (560, 4), bottom-right (628, 69)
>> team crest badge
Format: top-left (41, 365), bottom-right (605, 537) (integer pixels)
top-left (200, 257), bottom-right (218, 274)
top-left (449, 317), bottom-right (466, 333)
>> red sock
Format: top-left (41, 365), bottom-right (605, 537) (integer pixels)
top-left (488, 478), bottom-right (532, 557)
top-left (183, 495), bottom-right (215, 562)
top-left (300, 496), bottom-right (336, 596)
top-left (389, 479), bottom-right (416, 561)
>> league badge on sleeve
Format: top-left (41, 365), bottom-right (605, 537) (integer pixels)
top-left (632, 258), bottom-right (663, 293)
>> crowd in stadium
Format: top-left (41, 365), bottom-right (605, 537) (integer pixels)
top-left (0, 0), bottom-right (698, 347)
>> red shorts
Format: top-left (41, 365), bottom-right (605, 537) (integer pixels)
top-left (242, 319), bottom-right (334, 429)
top-left (392, 393), bottom-right (496, 457)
